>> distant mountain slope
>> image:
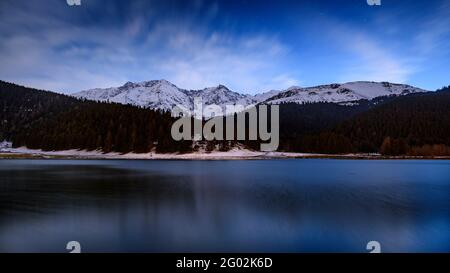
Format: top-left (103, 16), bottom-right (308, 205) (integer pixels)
top-left (249, 96), bottom-right (398, 152)
top-left (74, 80), bottom-right (256, 112)
top-left (264, 81), bottom-right (427, 105)
top-left (333, 87), bottom-right (450, 153)
top-left (73, 80), bottom-right (190, 111)
top-left (73, 80), bottom-right (428, 112)
top-left (282, 88), bottom-right (450, 155)
top-left (186, 84), bottom-right (255, 107)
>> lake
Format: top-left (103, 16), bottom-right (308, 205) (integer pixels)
top-left (0, 159), bottom-right (449, 253)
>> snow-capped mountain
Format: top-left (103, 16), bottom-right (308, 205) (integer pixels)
top-left (186, 85), bottom-right (255, 107)
top-left (74, 80), bottom-right (257, 112)
top-left (264, 82), bottom-right (427, 105)
top-left (74, 80), bottom-right (192, 111)
top-left (73, 80), bottom-right (428, 112)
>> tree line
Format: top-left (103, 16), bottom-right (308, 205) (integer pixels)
top-left (2, 80), bottom-right (450, 156)
top-left (1, 81), bottom-right (192, 153)
top-left (277, 86), bottom-right (450, 156)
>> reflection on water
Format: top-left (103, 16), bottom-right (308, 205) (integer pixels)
top-left (0, 159), bottom-right (449, 253)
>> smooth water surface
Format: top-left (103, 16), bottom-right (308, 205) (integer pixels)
top-left (0, 159), bottom-right (449, 252)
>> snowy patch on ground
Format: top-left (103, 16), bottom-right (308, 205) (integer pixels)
top-left (6, 145), bottom-right (443, 160)
top-left (0, 141), bottom-right (13, 151)
top-left (0, 145), bottom-right (325, 160)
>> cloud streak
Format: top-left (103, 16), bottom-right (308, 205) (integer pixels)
top-left (0, 0), bottom-right (448, 93)
top-left (0, 0), bottom-right (299, 94)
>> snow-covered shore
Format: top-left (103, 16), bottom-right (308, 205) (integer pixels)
top-left (1, 144), bottom-right (448, 160)
top-left (0, 145), bottom-right (322, 160)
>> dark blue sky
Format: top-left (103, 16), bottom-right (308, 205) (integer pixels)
top-left (0, 0), bottom-right (449, 93)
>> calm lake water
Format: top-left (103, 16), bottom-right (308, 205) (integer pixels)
top-left (0, 159), bottom-right (449, 253)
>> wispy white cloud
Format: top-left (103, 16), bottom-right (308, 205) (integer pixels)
top-left (318, 0), bottom-right (450, 87)
top-left (0, 0), bottom-right (299, 94)
top-left (339, 32), bottom-right (415, 83)
top-left (146, 24), bottom-right (296, 92)
top-left (319, 19), bottom-right (415, 84)
top-left (1, 0), bottom-right (448, 93)
top-left (413, 1), bottom-right (450, 56)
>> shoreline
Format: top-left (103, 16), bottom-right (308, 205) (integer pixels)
top-left (1, 147), bottom-right (449, 160)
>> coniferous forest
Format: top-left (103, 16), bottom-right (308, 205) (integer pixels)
top-left (287, 87), bottom-right (450, 156)
top-left (1, 80), bottom-right (450, 156)
top-left (0, 81), bottom-right (192, 153)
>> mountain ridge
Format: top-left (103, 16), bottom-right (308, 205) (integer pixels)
top-left (73, 80), bottom-right (429, 112)
top-left (1, 80), bottom-right (449, 156)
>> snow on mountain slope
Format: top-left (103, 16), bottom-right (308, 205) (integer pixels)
top-left (73, 80), bottom-right (428, 112)
top-left (187, 85), bottom-right (256, 107)
top-left (74, 80), bottom-right (192, 111)
top-left (264, 81), bottom-right (428, 105)
top-left (74, 80), bottom-right (259, 112)
top-left (252, 89), bottom-right (282, 103)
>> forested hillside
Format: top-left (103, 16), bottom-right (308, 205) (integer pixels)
top-left (1, 80), bottom-right (449, 156)
top-left (0, 81), bottom-right (191, 153)
top-left (286, 87), bottom-right (450, 155)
